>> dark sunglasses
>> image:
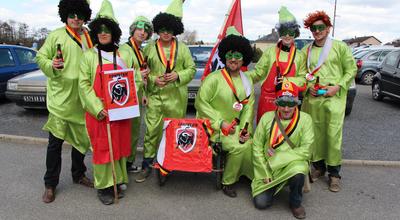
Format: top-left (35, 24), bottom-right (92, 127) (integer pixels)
top-left (310, 24), bottom-right (327, 32)
top-left (276, 99), bottom-right (298, 107)
top-left (99, 25), bottom-right (111, 34)
top-left (279, 28), bottom-right (296, 37)
top-left (225, 51), bottom-right (243, 60)
top-left (68, 13), bottom-right (85, 20)
top-left (159, 28), bottom-right (173, 34)
top-left (135, 21), bottom-right (152, 32)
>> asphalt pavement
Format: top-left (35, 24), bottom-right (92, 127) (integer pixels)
top-left (0, 141), bottom-right (399, 220)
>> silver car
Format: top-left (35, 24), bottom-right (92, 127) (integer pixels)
top-left (6, 70), bottom-right (47, 109)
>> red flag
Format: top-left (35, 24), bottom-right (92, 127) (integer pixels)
top-left (202, 0), bottom-right (244, 80)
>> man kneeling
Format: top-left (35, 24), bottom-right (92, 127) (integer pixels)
top-left (251, 80), bottom-right (314, 219)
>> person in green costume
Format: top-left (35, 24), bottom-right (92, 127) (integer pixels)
top-left (301, 11), bottom-right (356, 192)
top-left (79, 0), bottom-right (130, 205)
top-left (246, 6), bottom-right (307, 123)
top-left (195, 26), bottom-right (254, 198)
top-left (36, 0), bottom-right (94, 204)
top-left (119, 16), bottom-right (153, 174)
top-left (252, 79), bottom-right (313, 219)
top-left (136, 0), bottom-right (196, 183)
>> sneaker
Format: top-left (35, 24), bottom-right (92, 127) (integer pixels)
top-left (222, 184), bottom-right (237, 198)
top-left (310, 169), bottom-right (325, 182)
top-left (329, 176), bottom-right (341, 192)
top-left (135, 168), bottom-right (152, 183)
top-left (127, 164), bottom-right (141, 173)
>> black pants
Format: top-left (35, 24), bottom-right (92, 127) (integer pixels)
top-left (313, 160), bottom-right (341, 178)
top-left (254, 174), bottom-right (305, 209)
top-left (43, 132), bottom-right (87, 188)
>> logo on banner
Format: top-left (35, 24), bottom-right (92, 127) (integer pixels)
top-left (176, 125), bottom-right (197, 153)
top-left (108, 76), bottom-right (130, 106)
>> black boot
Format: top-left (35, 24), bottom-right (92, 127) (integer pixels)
top-left (222, 184), bottom-right (237, 198)
top-left (97, 188), bottom-right (114, 205)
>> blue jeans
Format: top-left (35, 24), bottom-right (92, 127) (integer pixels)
top-left (253, 174), bottom-right (305, 209)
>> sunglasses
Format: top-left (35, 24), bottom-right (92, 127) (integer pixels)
top-left (68, 13), bottom-right (85, 20)
top-left (135, 21), bottom-right (152, 32)
top-left (275, 99), bottom-right (298, 107)
top-left (99, 25), bottom-right (111, 34)
top-left (159, 28), bottom-right (174, 34)
top-left (225, 51), bottom-right (243, 60)
top-left (310, 24), bottom-right (327, 32)
top-left (279, 28), bottom-right (296, 37)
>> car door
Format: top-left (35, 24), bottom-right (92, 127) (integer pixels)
top-left (14, 48), bottom-right (38, 74)
top-left (394, 57), bottom-right (400, 97)
top-left (380, 50), bottom-right (400, 95)
top-left (0, 48), bottom-right (18, 93)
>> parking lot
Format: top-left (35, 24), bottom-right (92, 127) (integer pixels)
top-left (1, 84), bottom-right (400, 161)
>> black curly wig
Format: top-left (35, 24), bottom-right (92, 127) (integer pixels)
top-left (218, 35), bottom-right (254, 67)
top-left (276, 21), bottom-right (300, 38)
top-left (152, 12), bottom-right (184, 36)
top-left (88, 17), bottom-right (122, 45)
top-left (58, 0), bottom-right (92, 23)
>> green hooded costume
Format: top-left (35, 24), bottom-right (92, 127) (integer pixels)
top-left (142, 0), bottom-right (196, 161)
top-left (301, 39), bottom-right (356, 166)
top-left (251, 110), bottom-right (314, 197)
top-left (36, 1), bottom-right (93, 154)
top-left (119, 16), bottom-right (153, 164)
top-left (195, 27), bottom-right (254, 185)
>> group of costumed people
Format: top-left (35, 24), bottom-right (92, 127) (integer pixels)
top-left (36, 0), bottom-right (356, 219)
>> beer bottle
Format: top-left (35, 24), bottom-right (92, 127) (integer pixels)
top-left (140, 56), bottom-right (148, 71)
top-left (56, 44), bottom-right (64, 69)
top-left (314, 76), bottom-right (320, 91)
top-left (165, 60), bottom-right (171, 75)
top-left (239, 122), bottom-right (249, 144)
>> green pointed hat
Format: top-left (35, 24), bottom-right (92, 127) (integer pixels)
top-left (226, 26), bottom-right (241, 37)
top-left (278, 6), bottom-right (296, 24)
top-left (96, 0), bottom-right (118, 24)
top-left (166, 0), bottom-right (184, 18)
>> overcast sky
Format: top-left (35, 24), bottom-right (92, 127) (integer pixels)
top-left (1, 0), bottom-right (399, 44)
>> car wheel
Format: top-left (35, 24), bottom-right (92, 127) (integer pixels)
top-left (361, 71), bottom-right (375, 85)
top-left (372, 81), bottom-right (384, 101)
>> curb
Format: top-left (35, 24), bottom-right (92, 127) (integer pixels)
top-left (1, 134), bottom-right (399, 167)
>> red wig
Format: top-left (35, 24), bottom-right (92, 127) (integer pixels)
top-left (303, 11), bottom-right (332, 29)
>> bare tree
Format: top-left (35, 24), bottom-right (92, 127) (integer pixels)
top-left (179, 29), bottom-right (197, 45)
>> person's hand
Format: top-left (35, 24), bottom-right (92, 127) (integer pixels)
top-left (164, 71), bottom-right (179, 82)
top-left (155, 75), bottom-right (167, 87)
top-left (263, 177), bottom-right (272, 184)
top-left (324, 85), bottom-right (340, 97)
top-left (142, 95), bottom-right (148, 106)
top-left (140, 68), bottom-right (150, 81)
top-left (52, 58), bottom-right (63, 70)
top-left (97, 109), bottom-right (108, 121)
top-left (239, 131), bottom-right (250, 143)
top-left (309, 86), bottom-right (317, 97)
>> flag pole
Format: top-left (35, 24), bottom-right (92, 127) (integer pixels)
top-left (106, 120), bottom-right (119, 203)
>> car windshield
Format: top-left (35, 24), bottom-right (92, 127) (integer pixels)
top-left (354, 50), bottom-right (370, 59)
top-left (189, 46), bottom-right (212, 68)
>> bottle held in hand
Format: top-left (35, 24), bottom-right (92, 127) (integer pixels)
top-left (239, 122), bottom-right (249, 144)
top-left (314, 76), bottom-right (326, 96)
top-left (221, 118), bottom-right (240, 136)
top-left (56, 44), bottom-right (64, 69)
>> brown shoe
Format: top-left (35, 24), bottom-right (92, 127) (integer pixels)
top-left (291, 205), bottom-right (306, 219)
top-left (310, 169), bottom-right (324, 182)
top-left (74, 176), bottom-right (94, 188)
top-left (329, 176), bottom-right (341, 192)
top-left (42, 187), bottom-right (55, 203)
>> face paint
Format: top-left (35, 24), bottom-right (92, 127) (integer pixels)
top-left (99, 25), bottom-right (111, 34)
top-left (225, 51), bottom-right (243, 60)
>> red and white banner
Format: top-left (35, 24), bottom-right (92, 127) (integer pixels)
top-left (102, 68), bottom-right (139, 121)
top-left (157, 118), bottom-right (213, 173)
top-left (202, 0), bottom-right (245, 80)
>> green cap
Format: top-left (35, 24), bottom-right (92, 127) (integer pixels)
top-left (278, 6), bottom-right (296, 24)
top-left (166, 0), bottom-right (184, 18)
top-left (96, 0), bottom-right (118, 24)
top-left (226, 26), bottom-right (241, 37)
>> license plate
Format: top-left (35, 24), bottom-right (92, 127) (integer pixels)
top-left (188, 92), bottom-right (197, 99)
top-left (23, 95), bottom-right (46, 103)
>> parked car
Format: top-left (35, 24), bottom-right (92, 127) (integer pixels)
top-left (372, 49), bottom-right (400, 102)
top-left (355, 48), bottom-right (396, 85)
top-left (0, 45), bottom-right (39, 97)
top-left (187, 45), bottom-right (213, 104)
top-left (6, 69), bottom-right (47, 109)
